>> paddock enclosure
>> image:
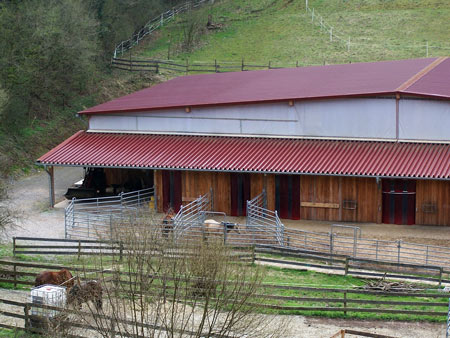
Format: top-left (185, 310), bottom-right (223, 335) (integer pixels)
top-left (37, 58), bottom-right (450, 226)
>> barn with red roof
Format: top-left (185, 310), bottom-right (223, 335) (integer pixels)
top-left (38, 57), bottom-right (450, 226)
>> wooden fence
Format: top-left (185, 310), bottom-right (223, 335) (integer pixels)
top-left (5, 239), bottom-right (450, 286)
top-left (0, 279), bottom-right (448, 337)
top-left (111, 57), bottom-right (311, 74)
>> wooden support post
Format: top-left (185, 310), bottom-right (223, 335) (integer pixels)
top-left (439, 267), bottom-right (443, 286)
top-left (45, 166), bottom-right (55, 208)
top-left (78, 240), bottom-right (81, 260)
top-left (186, 59), bottom-right (189, 75)
top-left (251, 245), bottom-right (255, 264)
top-left (241, 58), bottom-right (244, 71)
top-left (13, 237), bottom-right (16, 257)
top-left (344, 257), bottom-right (349, 275)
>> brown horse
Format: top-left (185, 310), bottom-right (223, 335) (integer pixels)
top-left (35, 269), bottom-right (74, 289)
top-left (162, 208), bottom-right (176, 238)
top-left (67, 280), bottom-right (103, 310)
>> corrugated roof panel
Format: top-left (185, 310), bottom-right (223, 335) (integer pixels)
top-left (37, 132), bottom-right (450, 179)
top-left (80, 58), bottom-right (448, 115)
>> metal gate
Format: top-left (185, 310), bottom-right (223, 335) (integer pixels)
top-left (173, 189), bottom-right (213, 239)
top-left (64, 187), bottom-right (155, 239)
top-left (246, 190), bottom-right (285, 246)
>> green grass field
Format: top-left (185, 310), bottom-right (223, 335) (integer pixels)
top-left (137, 0), bottom-right (450, 66)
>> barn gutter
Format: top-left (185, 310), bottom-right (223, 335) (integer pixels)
top-left (35, 162), bottom-right (450, 181)
top-left (43, 165), bottom-right (55, 208)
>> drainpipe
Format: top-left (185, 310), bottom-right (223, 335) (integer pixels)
top-left (44, 165), bottom-right (55, 208)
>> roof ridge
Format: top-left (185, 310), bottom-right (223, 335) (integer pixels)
top-left (396, 57), bottom-right (447, 92)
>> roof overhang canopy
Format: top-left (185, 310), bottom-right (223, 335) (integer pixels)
top-left (37, 131), bottom-right (450, 180)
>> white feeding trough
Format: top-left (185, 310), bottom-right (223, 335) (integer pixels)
top-left (30, 284), bottom-right (67, 319)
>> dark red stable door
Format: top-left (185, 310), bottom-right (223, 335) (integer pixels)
top-left (275, 175), bottom-right (300, 220)
top-left (382, 179), bottom-right (416, 225)
top-left (230, 173), bottom-right (251, 216)
top-left (162, 170), bottom-right (182, 213)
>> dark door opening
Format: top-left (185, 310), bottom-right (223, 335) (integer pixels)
top-left (162, 170), bottom-right (182, 213)
top-left (382, 179), bottom-right (416, 225)
top-left (230, 173), bottom-right (251, 216)
top-left (275, 175), bottom-right (300, 220)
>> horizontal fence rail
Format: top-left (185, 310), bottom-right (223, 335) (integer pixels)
top-left (113, 0), bottom-right (214, 58)
top-left (65, 187), bottom-right (154, 240)
top-left (111, 57), bottom-right (313, 74)
top-left (10, 237), bottom-right (450, 286)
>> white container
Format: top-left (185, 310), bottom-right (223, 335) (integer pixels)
top-left (30, 285), bottom-right (67, 318)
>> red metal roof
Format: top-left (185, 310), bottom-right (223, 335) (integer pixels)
top-left (38, 131), bottom-right (450, 179)
top-left (80, 57), bottom-right (449, 115)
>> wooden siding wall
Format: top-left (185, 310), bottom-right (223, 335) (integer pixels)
top-left (104, 168), bottom-right (153, 187)
top-left (155, 171), bottom-right (448, 226)
top-left (298, 176), bottom-right (379, 223)
top-left (416, 180), bottom-right (450, 226)
top-left (341, 177), bottom-right (380, 223)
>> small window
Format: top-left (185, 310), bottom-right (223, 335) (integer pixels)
top-left (422, 203), bottom-right (437, 214)
top-left (343, 200), bottom-right (357, 210)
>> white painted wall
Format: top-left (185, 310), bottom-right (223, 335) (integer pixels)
top-left (88, 98), bottom-right (449, 141)
top-left (399, 99), bottom-right (450, 141)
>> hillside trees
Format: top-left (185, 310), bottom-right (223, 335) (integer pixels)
top-left (0, 0), bottom-right (100, 128)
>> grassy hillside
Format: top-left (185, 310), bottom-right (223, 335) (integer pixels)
top-left (138, 0), bottom-right (450, 66)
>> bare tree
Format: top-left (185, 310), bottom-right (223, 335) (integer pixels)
top-left (69, 214), bottom-right (286, 337)
top-left (181, 11), bottom-right (205, 52)
top-left (0, 180), bottom-right (16, 238)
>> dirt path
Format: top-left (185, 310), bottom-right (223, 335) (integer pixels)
top-left (4, 167), bottom-right (83, 240)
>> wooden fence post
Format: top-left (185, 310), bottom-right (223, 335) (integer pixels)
top-left (119, 241), bottom-right (124, 262)
top-left (13, 237), bottom-right (16, 257)
top-left (241, 58), bottom-right (244, 71)
top-left (24, 304), bottom-right (30, 331)
top-left (78, 240), bottom-right (81, 260)
top-left (344, 257), bottom-right (349, 275)
top-left (186, 59), bottom-right (189, 75)
top-left (251, 245), bottom-right (256, 264)
top-left (439, 267), bottom-right (443, 286)
top-left (13, 263), bottom-right (17, 288)
top-left (343, 291), bottom-right (347, 316)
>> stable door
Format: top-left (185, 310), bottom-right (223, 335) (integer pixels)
top-left (230, 173), bottom-right (251, 216)
top-left (162, 170), bottom-right (182, 213)
top-left (382, 179), bottom-right (416, 225)
top-left (275, 175), bottom-right (300, 220)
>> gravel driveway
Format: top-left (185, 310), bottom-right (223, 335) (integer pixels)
top-left (4, 167), bottom-right (83, 240)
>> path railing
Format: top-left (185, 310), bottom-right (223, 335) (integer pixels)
top-left (173, 189), bottom-right (213, 238)
top-left (64, 187), bottom-right (155, 240)
top-left (247, 190), bottom-right (284, 246)
top-left (113, 0), bottom-right (214, 58)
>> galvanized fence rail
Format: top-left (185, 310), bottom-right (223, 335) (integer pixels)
top-left (65, 187), bottom-right (155, 239)
top-left (173, 189), bottom-right (212, 238)
top-left (247, 190), bottom-right (284, 246)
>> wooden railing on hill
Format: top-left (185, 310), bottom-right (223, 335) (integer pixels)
top-left (111, 57), bottom-right (313, 73)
